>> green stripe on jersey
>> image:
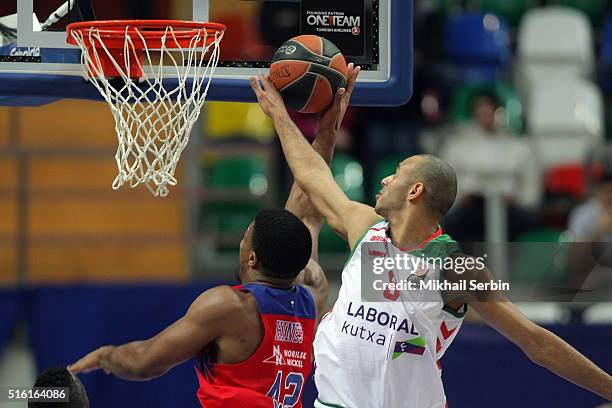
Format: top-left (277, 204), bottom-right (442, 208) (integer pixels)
top-left (316, 397), bottom-right (347, 408)
top-left (409, 233), bottom-right (459, 260)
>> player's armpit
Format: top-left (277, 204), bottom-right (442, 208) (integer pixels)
top-left (125, 286), bottom-right (242, 379)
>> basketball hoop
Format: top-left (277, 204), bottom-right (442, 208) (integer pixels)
top-left (67, 20), bottom-right (226, 197)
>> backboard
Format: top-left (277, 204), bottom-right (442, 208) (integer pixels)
top-left (0, 0), bottom-right (413, 106)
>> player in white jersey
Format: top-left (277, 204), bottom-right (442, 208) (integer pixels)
top-left (250, 65), bottom-right (612, 407)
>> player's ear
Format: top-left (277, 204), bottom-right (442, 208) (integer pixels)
top-left (407, 181), bottom-right (425, 202)
top-left (248, 250), bottom-right (258, 268)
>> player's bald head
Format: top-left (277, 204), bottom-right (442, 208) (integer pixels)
top-left (403, 155), bottom-right (457, 219)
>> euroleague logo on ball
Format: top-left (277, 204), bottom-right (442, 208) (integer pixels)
top-left (277, 44), bottom-right (297, 55)
top-left (352, 26), bottom-right (360, 36)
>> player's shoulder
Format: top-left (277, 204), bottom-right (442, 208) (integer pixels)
top-left (191, 285), bottom-right (254, 318)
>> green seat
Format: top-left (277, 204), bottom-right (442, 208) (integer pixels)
top-left (204, 156), bottom-right (269, 246)
top-left (319, 222), bottom-right (350, 253)
top-left (208, 155), bottom-right (268, 195)
top-left (470, 0), bottom-right (535, 26)
top-left (206, 202), bottom-right (260, 235)
top-left (516, 228), bottom-right (565, 243)
top-left (451, 82), bottom-right (523, 134)
top-left (331, 154), bottom-right (364, 202)
top-left (319, 154), bottom-right (364, 253)
top-left (371, 155), bottom-right (404, 203)
top-left (552, 0), bottom-right (608, 27)
top-left (431, 0), bottom-right (464, 17)
top-left (512, 228), bottom-right (569, 284)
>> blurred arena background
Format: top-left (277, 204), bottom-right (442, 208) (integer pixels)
top-left (1, 0), bottom-right (612, 407)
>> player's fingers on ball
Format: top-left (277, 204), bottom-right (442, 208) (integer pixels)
top-left (347, 67), bottom-right (360, 93)
top-left (350, 65), bottom-right (360, 81)
top-left (258, 71), bottom-right (270, 91)
top-left (263, 75), bottom-right (276, 94)
top-left (249, 77), bottom-right (262, 94)
top-left (331, 89), bottom-right (344, 110)
top-left (345, 78), bottom-right (356, 96)
top-left (346, 62), bottom-right (354, 77)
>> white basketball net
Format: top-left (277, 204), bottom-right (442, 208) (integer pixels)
top-left (70, 25), bottom-right (223, 197)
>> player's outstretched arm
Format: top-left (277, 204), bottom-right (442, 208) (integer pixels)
top-left (69, 286), bottom-right (240, 381)
top-left (284, 124), bottom-right (337, 317)
top-left (251, 65), bottom-right (381, 250)
top-left (446, 255), bottom-right (612, 401)
top-left (284, 118), bottom-right (337, 259)
top-left (474, 300), bottom-right (612, 400)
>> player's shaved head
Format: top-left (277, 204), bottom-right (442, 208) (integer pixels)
top-left (406, 155), bottom-right (457, 218)
top-left (375, 155), bottom-right (457, 221)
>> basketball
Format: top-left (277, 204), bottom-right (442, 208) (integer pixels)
top-left (269, 35), bottom-right (348, 114)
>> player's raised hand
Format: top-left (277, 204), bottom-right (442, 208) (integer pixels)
top-left (318, 63), bottom-right (360, 134)
top-left (250, 71), bottom-right (288, 119)
top-left (69, 346), bottom-right (113, 375)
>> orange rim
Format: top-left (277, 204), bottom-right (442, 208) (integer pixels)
top-left (67, 19), bottom-right (226, 49)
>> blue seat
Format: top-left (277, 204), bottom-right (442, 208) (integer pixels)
top-left (601, 16), bottom-right (612, 91)
top-left (446, 13), bottom-right (511, 81)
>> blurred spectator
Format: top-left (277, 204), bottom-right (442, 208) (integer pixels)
top-left (568, 169), bottom-right (612, 242)
top-left (567, 166), bottom-right (612, 316)
top-left (356, 48), bottom-right (451, 199)
top-left (441, 91), bottom-right (541, 241)
top-left (29, 367), bottom-right (89, 408)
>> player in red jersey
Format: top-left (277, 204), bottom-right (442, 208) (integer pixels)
top-left (68, 65), bottom-right (359, 407)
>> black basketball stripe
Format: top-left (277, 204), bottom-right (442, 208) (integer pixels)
top-left (271, 41), bottom-right (331, 67)
top-left (301, 71), bottom-right (325, 113)
top-left (276, 62), bottom-right (312, 92)
top-left (279, 72), bottom-right (319, 112)
top-left (309, 63), bottom-right (347, 90)
top-left (320, 37), bottom-right (341, 59)
top-left (319, 36), bottom-right (324, 59)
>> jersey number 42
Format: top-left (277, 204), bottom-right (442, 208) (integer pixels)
top-left (267, 371), bottom-right (304, 408)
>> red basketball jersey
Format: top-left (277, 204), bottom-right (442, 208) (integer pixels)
top-left (196, 283), bottom-right (316, 408)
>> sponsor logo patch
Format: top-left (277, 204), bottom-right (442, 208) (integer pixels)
top-left (392, 337), bottom-right (426, 359)
top-left (275, 320), bottom-right (304, 344)
top-left (263, 345), bottom-right (307, 368)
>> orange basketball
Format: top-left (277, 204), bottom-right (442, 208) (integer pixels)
top-left (269, 35), bottom-right (347, 113)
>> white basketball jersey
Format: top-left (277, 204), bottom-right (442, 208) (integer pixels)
top-left (314, 220), bottom-right (466, 408)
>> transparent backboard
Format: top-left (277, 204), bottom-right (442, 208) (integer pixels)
top-left (0, 0), bottom-right (412, 106)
